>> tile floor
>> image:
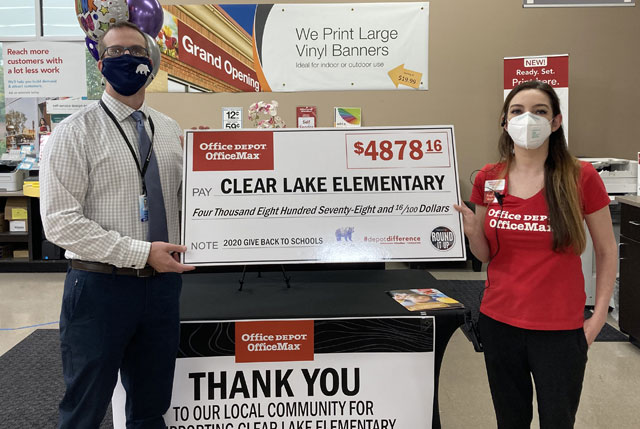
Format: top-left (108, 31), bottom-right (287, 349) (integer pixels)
top-left (1, 269), bottom-right (639, 428)
top-left (428, 269), bottom-right (640, 429)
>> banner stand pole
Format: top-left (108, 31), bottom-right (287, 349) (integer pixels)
top-left (238, 265), bottom-right (248, 291)
top-left (281, 265), bottom-right (291, 289)
top-left (238, 264), bottom-right (291, 292)
top-left (237, 265), bottom-right (291, 290)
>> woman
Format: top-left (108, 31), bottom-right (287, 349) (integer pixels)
top-left (39, 117), bottom-right (50, 132)
top-left (454, 80), bottom-right (617, 428)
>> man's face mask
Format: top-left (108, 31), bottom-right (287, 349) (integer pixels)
top-left (101, 54), bottom-right (152, 96)
top-left (507, 112), bottom-right (553, 150)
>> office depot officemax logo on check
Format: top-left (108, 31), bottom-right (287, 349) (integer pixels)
top-left (193, 131), bottom-right (274, 171)
top-left (235, 320), bottom-right (314, 363)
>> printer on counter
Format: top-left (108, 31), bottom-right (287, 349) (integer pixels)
top-left (0, 161), bottom-right (27, 192)
top-left (578, 157), bottom-right (637, 307)
top-left (579, 157), bottom-right (638, 195)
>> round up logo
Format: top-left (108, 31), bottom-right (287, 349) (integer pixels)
top-left (430, 226), bottom-right (455, 251)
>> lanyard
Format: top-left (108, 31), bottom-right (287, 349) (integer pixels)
top-left (99, 100), bottom-right (156, 193)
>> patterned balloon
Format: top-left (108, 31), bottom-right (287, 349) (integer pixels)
top-left (128, 0), bottom-right (164, 37)
top-left (143, 33), bottom-right (161, 87)
top-left (76, 0), bottom-right (129, 42)
top-left (85, 36), bottom-right (99, 61)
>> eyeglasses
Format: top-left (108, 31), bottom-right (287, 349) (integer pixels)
top-left (101, 45), bottom-right (148, 59)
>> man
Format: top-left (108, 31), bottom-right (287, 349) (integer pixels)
top-left (40, 21), bottom-right (194, 428)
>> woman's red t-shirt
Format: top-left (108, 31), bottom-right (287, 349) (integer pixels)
top-left (470, 161), bottom-right (609, 330)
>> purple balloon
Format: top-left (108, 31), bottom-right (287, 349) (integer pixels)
top-left (85, 36), bottom-right (99, 61)
top-left (128, 0), bottom-right (164, 38)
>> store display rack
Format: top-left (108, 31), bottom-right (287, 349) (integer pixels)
top-left (0, 191), bottom-right (67, 272)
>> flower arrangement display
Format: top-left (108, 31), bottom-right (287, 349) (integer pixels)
top-left (248, 101), bottom-right (286, 128)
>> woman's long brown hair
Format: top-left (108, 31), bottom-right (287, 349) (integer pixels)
top-left (498, 81), bottom-right (586, 254)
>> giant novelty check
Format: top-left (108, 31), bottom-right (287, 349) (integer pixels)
top-left (182, 126), bottom-right (465, 265)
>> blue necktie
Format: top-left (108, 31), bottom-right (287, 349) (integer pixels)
top-left (131, 110), bottom-right (168, 243)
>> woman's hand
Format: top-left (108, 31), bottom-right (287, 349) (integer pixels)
top-left (454, 202), bottom-right (482, 239)
top-left (583, 311), bottom-right (607, 346)
top-left (453, 202), bottom-right (490, 263)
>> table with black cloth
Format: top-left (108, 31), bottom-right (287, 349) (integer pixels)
top-left (180, 268), bottom-right (468, 429)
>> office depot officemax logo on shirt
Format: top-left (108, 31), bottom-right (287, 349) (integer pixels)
top-left (193, 131), bottom-right (274, 171)
top-left (235, 320), bottom-right (314, 363)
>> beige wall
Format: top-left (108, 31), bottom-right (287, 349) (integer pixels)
top-left (148, 0), bottom-right (640, 199)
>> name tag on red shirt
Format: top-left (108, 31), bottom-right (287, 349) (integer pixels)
top-left (484, 179), bottom-right (505, 204)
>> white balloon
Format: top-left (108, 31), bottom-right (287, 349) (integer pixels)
top-left (144, 33), bottom-right (161, 87)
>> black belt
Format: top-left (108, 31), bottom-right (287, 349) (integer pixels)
top-left (70, 260), bottom-right (157, 278)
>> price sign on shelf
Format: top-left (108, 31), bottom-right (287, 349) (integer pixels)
top-left (222, 107), bottom-right (243, 130)
top-left (346, 131), bottom-right (451, 169)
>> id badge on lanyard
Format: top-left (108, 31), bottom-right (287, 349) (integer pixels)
top-left (99, 100), bottom-right (156, 225)
top-left (139, 194), bottom-right (149, 222)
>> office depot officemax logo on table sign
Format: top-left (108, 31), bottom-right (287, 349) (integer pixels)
top-left (235, 320), bottom-right (314, 363)
top-left (192, 131), bottom-right (274, 171)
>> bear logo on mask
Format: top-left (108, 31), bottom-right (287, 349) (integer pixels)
top-left (135, 64), bottom-right (150, 76)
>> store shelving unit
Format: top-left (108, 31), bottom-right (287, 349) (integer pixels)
top-left (0, 191), bottom-right (67, 272)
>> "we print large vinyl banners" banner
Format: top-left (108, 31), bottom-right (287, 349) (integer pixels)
top-left (181, 126), bottom-right (465, 266)
top-left (158, 3), bottom-right (428, 92)
top-left (254, 2), bottom-right (429, 91)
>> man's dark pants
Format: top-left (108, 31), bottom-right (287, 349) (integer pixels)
top-left (58, 268), bottom-right (182, 428)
